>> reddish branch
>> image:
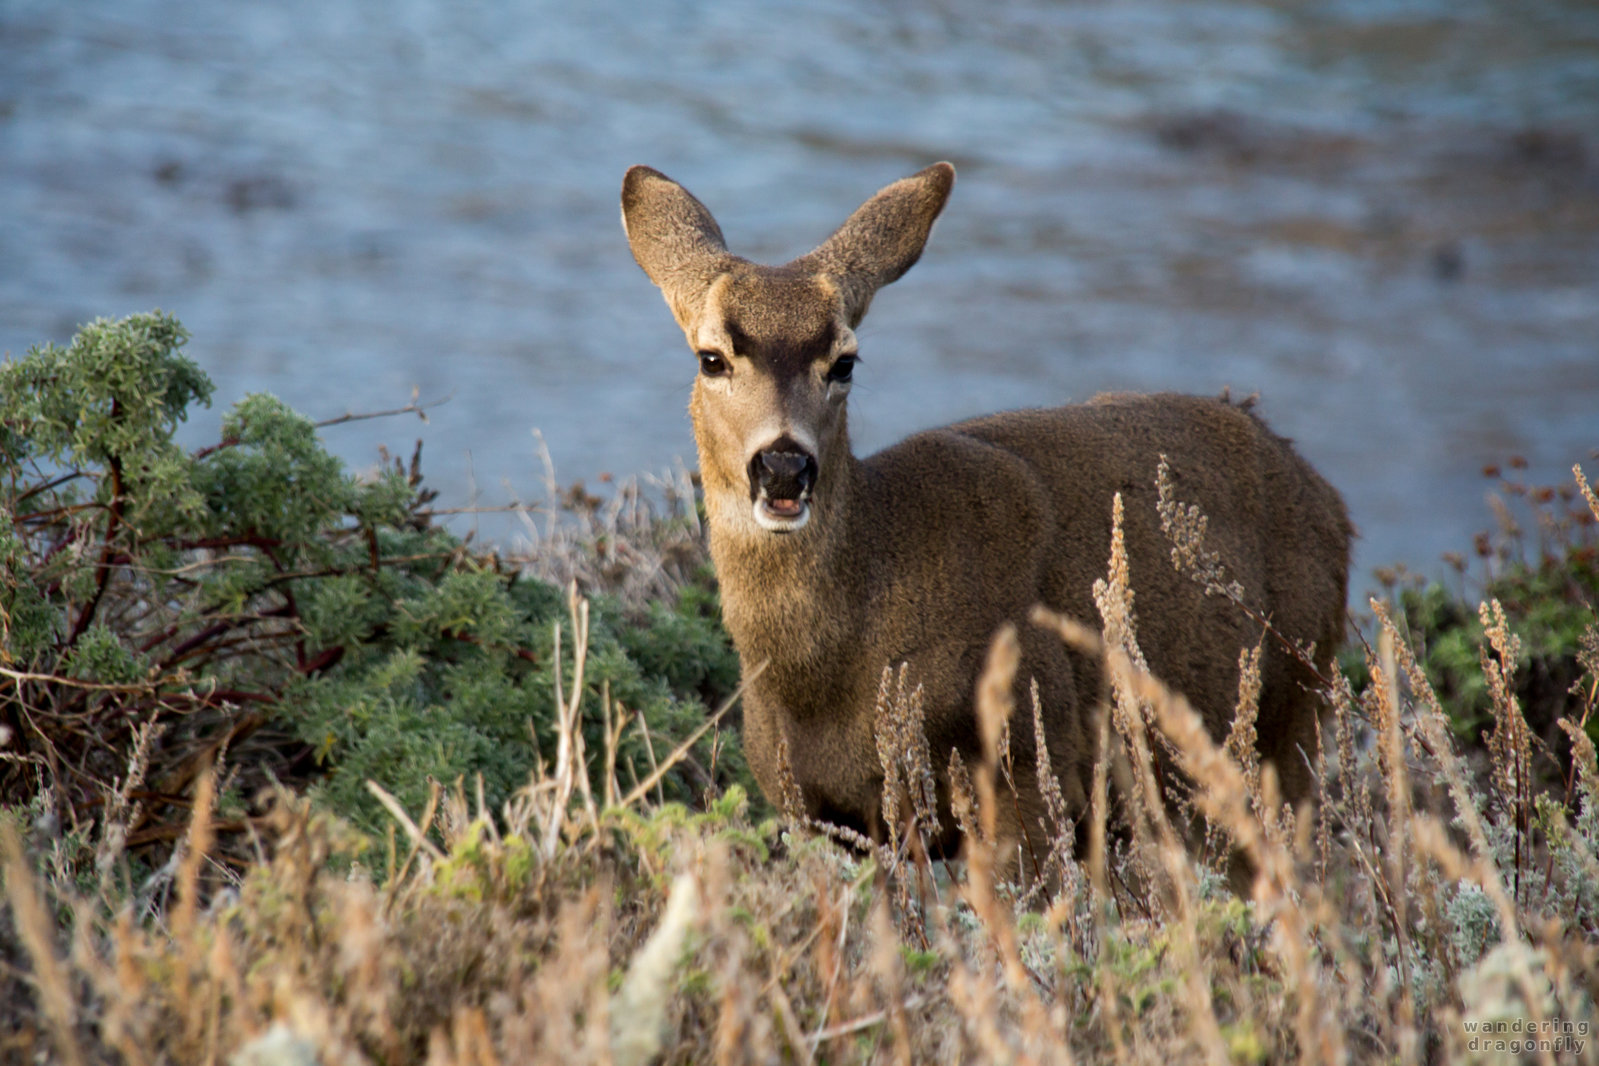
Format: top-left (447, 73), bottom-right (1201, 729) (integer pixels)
top-left (65, 401), bottom-right (126, 649)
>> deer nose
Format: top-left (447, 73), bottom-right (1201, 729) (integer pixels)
top-left (748, 442), bottom-right (818, 502)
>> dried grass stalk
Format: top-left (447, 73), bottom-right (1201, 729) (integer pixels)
top-left (1, 821), bottom-right (87, 1066)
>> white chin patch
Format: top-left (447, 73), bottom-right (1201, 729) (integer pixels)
top-left (752, 497), bottom-right (810, 532)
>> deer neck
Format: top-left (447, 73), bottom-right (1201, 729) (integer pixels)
top-left (699, 433), bottom-right (867, 679)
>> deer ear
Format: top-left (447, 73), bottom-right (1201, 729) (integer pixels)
top-left (795, 162), bottom-right (955, 326)
top-left (622, 166), bottom-right (734, 326)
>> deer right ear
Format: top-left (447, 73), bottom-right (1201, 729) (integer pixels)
top-left (622, 166), bottom-right (733, 325)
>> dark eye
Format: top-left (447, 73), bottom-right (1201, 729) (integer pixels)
top-left (697, 350), bottom-right (730, 377)
top-left (826, 355), bottom-right (857, 384)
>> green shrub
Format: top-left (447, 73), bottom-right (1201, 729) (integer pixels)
top-left (0, 312), bottom-right (746, 857)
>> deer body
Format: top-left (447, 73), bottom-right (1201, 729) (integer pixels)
top-left (622, 163), bottom-right (1351, 854)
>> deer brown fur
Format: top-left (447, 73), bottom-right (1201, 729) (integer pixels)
top-left (621, 161), bottom-right (1351, 860)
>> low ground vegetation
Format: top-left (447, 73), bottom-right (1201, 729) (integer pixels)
top-left (2, 315), bottom-right (1596, 1064)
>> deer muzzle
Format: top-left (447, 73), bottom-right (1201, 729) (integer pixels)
top-left (748, 440), bottom-right (818, 532)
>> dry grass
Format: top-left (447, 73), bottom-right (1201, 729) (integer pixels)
top-left (498, 437), bottom-right (710, 610)
top-left (4, 468), bottom-right (1599, 1064)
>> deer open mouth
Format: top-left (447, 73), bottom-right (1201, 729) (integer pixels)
top-left (754, 491), bottom-right (811, 531)
top-left (749, 440), bottom-right (817, 533)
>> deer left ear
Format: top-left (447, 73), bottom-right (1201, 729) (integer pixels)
top-left (793, 162), bottom-right (955, 327)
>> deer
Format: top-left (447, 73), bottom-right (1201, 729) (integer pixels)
top-left (620, 160), bottom-right (1351, 870)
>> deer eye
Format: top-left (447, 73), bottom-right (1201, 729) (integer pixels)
top-left (826, 355), bottom-right (857, 384)
top-left (697, 350), bottom-right (730, 377)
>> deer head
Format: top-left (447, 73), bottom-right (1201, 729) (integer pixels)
top-left (621, 163), bottom-right (955, 537)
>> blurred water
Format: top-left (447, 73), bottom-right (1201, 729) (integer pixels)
top-left (2, 0), bottom-right (1597, 588)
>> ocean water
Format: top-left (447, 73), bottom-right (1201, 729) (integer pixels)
top-left (3, 0), bottom-right (1597, 588)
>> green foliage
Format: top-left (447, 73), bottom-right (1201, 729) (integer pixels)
top-left (430, 819), bottom-right (540, 902)
top-left (194, 393), bottom-right (366, 549)
top-left (0, 312), bottom-right (212, 524)
top-left (57, 623), bottom-right (148, 684)
top-left (1381, 474), bottom-right (1599, 746)
top-left (289, 567), bottom-right (744, 830)
top-left (615, 580), bottom-right (741, 700)
top-left (0, 312), bottom-right (746, 860)
top-left (898, 944), bottom-right (942, 980)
